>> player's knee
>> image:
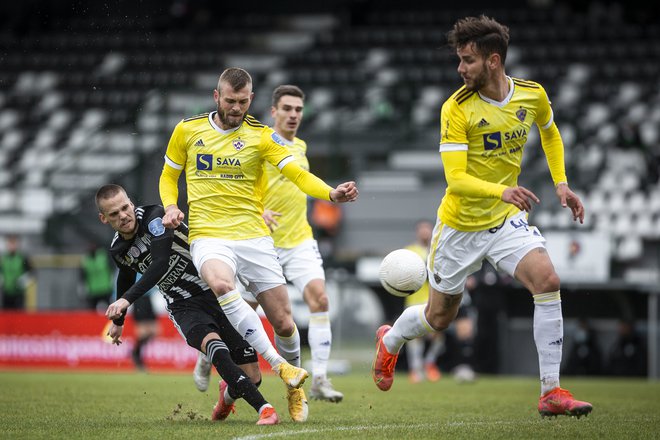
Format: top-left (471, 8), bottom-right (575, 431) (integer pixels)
top-left (207, 278), bottom-right (234, 296)
top-left (272, 317), bottom-right (296, 336)
top-left (308, 293), bottom-right (329, 312)
top-left (534, 271), bottom-right (561, 294)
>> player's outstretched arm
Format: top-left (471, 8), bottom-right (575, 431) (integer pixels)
top-left (280, 161), bottom-right (358, 203)
top-left (330, 181), bottom-right (359, 203)
top-left (555, 183), bottom-right (584, 223)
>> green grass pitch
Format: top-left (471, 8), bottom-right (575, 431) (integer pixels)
top-left (1, 370), bottom-right (658, 439)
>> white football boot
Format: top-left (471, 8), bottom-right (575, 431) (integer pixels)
top-left (193, 352), bottom-right (212, 392)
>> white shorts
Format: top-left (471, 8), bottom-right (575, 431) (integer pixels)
top-left (190, 236), bottom-right (285, 296)
top-left (429, 211), bottom-right (546, 295)
top-left (276, 239), bottom-right (325, 293)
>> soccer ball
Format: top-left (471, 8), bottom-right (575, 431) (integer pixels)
top-left (379, 249), bottom-right (427, 297)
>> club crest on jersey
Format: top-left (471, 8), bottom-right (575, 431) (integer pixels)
top-left (233, 139), bottom-right (245, 151)
top-left (516, 108), bottom-right (527, 122)
top-left (129, 246), bottom-right (141, 258)
top-left (271, 132), bottom-right (286, 146)
top-left (148, 217), bottom-right (165, 236)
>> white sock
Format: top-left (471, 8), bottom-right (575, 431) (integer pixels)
top-left (533, 291), bottom-right (563, 395)
top-left (383, 305), bottom-right (434, 354)
top-left (424, 337), bottom-right (445, 365)
top-left (218, 290), bottom-right (285, 368)
top-left (406, 338), bottom-right (424, 375)
top-left (258, 404), bottom-right (273, 415)
top-left (224, 386), bottom-right (236, 405)
top-left (308, 312), bottom-right (331, 379)
top-left (274, 323), bottom-right (301, 367)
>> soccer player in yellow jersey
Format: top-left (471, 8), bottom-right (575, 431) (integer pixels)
top-left (372, 16), bottom-right (592, 418)
top-left (259, 85), bottom-right (343, 402)
top-left (403, 220), bottom-right (444, 384)
top-left (159, 68), bottom-right (358, 423)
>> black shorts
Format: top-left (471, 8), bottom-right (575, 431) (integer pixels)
top-left (167, 291), bottom-right (257, 365)
top-left (133, 294), bottom-right (156, 322)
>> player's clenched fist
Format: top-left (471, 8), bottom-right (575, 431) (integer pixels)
top-left (331, 181), bottom-right (359, 203)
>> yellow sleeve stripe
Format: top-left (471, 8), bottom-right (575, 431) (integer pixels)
top-left (183, 113), bottom-right (209, 122)
top-left (164, 155), bottom-right (183, 170)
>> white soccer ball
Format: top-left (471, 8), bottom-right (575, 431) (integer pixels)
top-left (379, 249), bottom-right (427, 297)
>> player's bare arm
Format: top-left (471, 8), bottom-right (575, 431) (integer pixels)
top-left (555, 183), bottom-right (584, 223)
top-left (163, 205), bottom-right (185, 228)
top-left (501, 186), bottom-right (540, 212)
top-left (330, 181), bottom-right (359, 203)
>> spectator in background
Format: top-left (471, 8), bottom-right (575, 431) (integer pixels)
top-left (309, 199), bottom-right (343, 263)
top-left (0, 235), bottom-right (32, 309)
top-left (404, 220), bottom-right (444, 384)
top-left (130, 285), bottom-right (160, 371)
top-left (80, 243), bottom-right (114, 312)
top-left (607, 319), bottom-right (647, 377)
top-left (564, 317), bottom-right (603, 376)
top-left (451, 276), bottom-right (477, 383)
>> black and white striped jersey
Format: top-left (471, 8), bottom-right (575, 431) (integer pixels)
top-left (109, 205), bottom-right (209, 304)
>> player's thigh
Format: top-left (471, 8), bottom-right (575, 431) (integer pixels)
top-left (234, 236), bottom-right (285, 295)
top-left (190, 238), bottom-right (237, 289)
top-left (170, 292), bottom-right (258, 364)
top-left (486, 211), bottom-right (555, 293)
top-left (167, 295), bottom-right (221, 351)
top-left (277, 240), bottom-right (326, 293)
top-left (428, 221), bottom-right (486, 296)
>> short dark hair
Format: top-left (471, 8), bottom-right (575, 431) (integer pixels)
top-left (271, 85), bottom-right (305, 107)
top-left (447, 15), bottom-right (510, 64)
top-left (218, 67), bottom-right (252, 92)
top-left (95, 184), bottom-right (125, 211)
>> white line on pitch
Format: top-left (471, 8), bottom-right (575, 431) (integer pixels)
top-left (232, 423), bottom-right (438, 440)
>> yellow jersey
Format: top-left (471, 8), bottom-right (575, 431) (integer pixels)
top-left (438, 77), bottom-right (558, 231)
top-left (162, 113), bottom-right (297, 242)
top-left (262, 136), bottom-right (314, 248)
top-left (404, 243), bottom-right (430, 307)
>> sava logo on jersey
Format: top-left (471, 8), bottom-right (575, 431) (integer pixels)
top-left (482, 128), bottom-right (528, 151)
top-left (196, 154), bottom-right (242, 170)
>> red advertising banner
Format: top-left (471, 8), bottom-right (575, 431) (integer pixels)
top-left (0, 311), bottom-right (274, 372)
